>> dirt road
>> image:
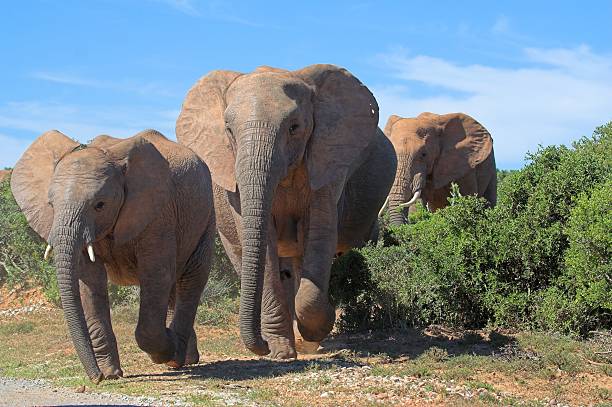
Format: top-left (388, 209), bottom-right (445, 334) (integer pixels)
top-left (0, 377), bottom-right (173, 407)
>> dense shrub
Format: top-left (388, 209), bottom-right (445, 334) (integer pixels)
top-left (0, 176), bottom-right (59, 303)
top-left (332, 122), bottom-right (612, 335)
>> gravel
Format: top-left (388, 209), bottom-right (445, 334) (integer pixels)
top-left (0, 376), bottom-right (180, 407)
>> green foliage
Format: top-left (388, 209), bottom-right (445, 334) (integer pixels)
top-left (332, 122), bottom-right (612, 335)
top-left (0, 176), bottom-right (59, 303)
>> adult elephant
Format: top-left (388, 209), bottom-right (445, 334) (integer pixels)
top-left (11, 129), bottom-right (215, 383)
top-left (177, 64), bottom-right (397, 358)
top-left (383, 112), bottom-right (496, 225)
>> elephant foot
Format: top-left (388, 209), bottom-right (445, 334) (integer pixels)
top-left (293, 320), bottom-right (320, 354)
top-left (95, 355), bottom-right (123, 380)
top-left (140, 328), bottom-right (176, 365)
top-left (165, 350), bottom-right (199, 369)
top-left (295, 303), bottom-right (336, 343)
top-left (295, 338), bottom-right (320, 354)
top-left (266, 337), bottom-right (297, 360)
top-left (165, 330), bottom-right (199, 369)
top-left (101, 366), bottom-right (123, 380)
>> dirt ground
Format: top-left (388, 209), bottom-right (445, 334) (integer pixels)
top-left (0, 296), bottom-right (610, 406)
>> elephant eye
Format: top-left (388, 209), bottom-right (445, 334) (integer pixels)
top-left (94, 201), bottom-right (105, 211)
top-left (289, 124), bottom-right (299, 136)
top-left (421, 152), bottom-right (427, 158)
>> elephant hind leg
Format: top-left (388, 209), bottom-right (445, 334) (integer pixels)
top-left (167, 223), bottom-right (214, 368)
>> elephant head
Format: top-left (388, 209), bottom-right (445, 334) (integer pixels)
top-left (11, 130), bottom-right (170, 382)
top-left (384, 112), bottom-right (492, 225)
top-left (177, 64), bottom-right (378, 355)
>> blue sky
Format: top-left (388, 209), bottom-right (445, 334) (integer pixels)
top-left (1, 1), bottom-right (611, 169)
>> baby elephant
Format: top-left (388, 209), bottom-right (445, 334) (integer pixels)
top-left (11, 129), bottom-right (215, 383)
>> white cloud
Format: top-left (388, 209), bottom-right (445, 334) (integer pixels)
top-left (149, 0), bottom-right (271, 27)
top-left (492, 16), bottom-right (510, 34)
top-left (374, 46), bottom-right (612, 168)
top-left (0, 101), bottom-right (178, 167)
top-left (31, 71), bottom-right (180, 98)
top-left (152, 0), bottom-right (200, 16)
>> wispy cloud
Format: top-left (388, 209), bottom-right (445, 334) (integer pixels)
top-left (31, 71), bottom-right (179, 98)
top-left (0, 101), bottom-right (179, 167)
top-left (491, 16), bottom-right (510, 34)
top-left (149, 0), bottom-right (274, 28)
top-left (374, 45), bottom-right (612, 168)
top-left (152, 0), bottom-right (200, 16)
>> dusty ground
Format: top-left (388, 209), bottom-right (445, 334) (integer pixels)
top-left (0, 299), bottom-right (610, 406)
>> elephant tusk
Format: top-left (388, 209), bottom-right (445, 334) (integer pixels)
top-left (397, 190), bottom-right (422, 208)
top-left (378, 196), bottom-right (389, 218)
top-left (44, 245), bottom-right (52, 260)
top-left (87, 244), bottom-right (96, 263)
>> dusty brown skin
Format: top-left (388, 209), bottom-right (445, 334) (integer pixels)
top-left (383, 112), bottom-right (496, 225)
top-left (11, 130), bottom-right (215, 383)
top-left (177, 64), bottom-right (397, 359)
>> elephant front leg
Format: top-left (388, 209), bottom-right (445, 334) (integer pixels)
top-left (295, 186), bottom-right (337, 343)
top-left (79, 263), bottom-right (122, 379)
top-left (135, 236), bottom-right (176, 364)
top-left (261, 224), bottom-right (296, 359)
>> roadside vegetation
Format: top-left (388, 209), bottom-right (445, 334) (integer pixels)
top-left (331, 122), bottom-right (611, 336)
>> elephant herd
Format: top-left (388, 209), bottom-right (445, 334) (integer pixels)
top-left (10, 64), bottom-right (497, 383)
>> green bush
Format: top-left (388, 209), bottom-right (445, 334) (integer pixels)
top-left (0, 176), bottom-right (59, 303)
top-left (332, 122), bottom-right (612, 335)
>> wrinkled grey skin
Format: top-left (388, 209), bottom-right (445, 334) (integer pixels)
top-left (177, 64), bottom-right (397, 358)
top-left (11, 130), bottom-right (215, 383)
top-left (384, 112), bottom-right (496, 225)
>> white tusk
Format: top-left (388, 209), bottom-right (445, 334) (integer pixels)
top-left (378, 196), bottom-right (389, 218)
top-left (397, 190), bottom-right (422, 208)
top-left (44, 245), bottom-right (52, 260)
top-left (87, 244), bottom-right (96, 263)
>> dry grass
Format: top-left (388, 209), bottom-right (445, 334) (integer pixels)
top-left (0, 307), bottom-right (610, 406)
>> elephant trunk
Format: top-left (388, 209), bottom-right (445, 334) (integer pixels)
top-left (48, 206), bottom-right (102, 383)
top-left (388, 163), bottom-right (426, 226)
top-left (235, 123), bottom-right (281, 356)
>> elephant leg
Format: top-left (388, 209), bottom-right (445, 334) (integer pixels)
top-left (295, 186), bottom-right (337, 343)
top-left (135, 236), bottom-right (176, 364)
top-left (261, 223), bottom-right (296, 359)
top-left (78, 263), bottom-right (122, 379)
top-left (167, 224), bottom-right (213, 368)
top-left (289, 256), bottom-right (320, 354)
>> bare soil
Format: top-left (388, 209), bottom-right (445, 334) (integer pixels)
top-left (0, 295), bottom-right (610, 406)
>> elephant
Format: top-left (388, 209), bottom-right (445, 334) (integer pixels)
top-left (382, 112), bottom-right (496, 225)
top-left (176, 64), bottom-right (397, 359)
top-left (10, 129), bottom-right (215, 383)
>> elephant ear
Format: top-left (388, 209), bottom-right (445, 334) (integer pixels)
top-left (176, 70), bottom-right (242, 192)
top-left (107, 134), bottom-right (172, 245)
top-left (295, 64), bottom-right (379, 191)
top-left (11, 130), bottom-right (79, 240)
top-left (433, 114), bottom-right (493, 189)
top-left (383, 115), bottom-right (402, 137)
